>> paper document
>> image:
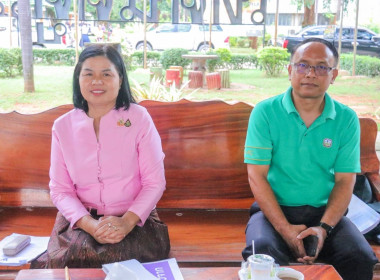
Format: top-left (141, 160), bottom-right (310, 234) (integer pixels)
top-left (103, 258), bottom-right (184, 280)
top-left (143, 258), bottom-right (184, 280)
top-left (103, 259), bottom-right (157, 280)
top-left (347, 194), bottom-right (380, 234)
top-left (0, 233), bottom-right (49, 266)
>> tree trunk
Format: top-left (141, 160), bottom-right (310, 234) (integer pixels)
top-left (18, 0), bottom-right (35, 92)
top-left (302, 3), bottom-right (315, 27)
top-left (332, 0), bottom-right (342, 25)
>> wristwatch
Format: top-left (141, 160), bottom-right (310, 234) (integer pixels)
top-left (319, 222), bottom-right (334, 236)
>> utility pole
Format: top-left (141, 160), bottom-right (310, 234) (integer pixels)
top-left (209, 0), bottom-right (212, 50)
top-left (337, 1), bottom-right (344, 69)
top-left (8, 0), bottom-right (12, 47)
top-left (274, 0), bottom-right (279, 46)
top-left (74, 0), bottom-right (79, 63)
top-left (352, 0), bottom-right (359, 76)
top-left (143, 0), bottom-right (147, 69)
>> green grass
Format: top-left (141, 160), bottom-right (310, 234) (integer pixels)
top-left (0, 66), bottom-right (74, 112)
top-left (1, 66), bottom-right (379, 126)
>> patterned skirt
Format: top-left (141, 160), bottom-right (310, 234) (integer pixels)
top-left (30, 209), bottom-right (170, 268)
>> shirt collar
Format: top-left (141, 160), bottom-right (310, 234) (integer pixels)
top-left (281, 86), bottom-right (336, 120)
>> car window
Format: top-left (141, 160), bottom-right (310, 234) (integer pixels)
top-left (157, 24), bottom-right (176, 33)
top-left (304, 27), bottom-right (325, 36)
top-left (341, 28), bottom-right (352, 39)
top-left (334, 28), bottom-right (352, 39)
top-left (177, 24), bottom-right (191, 32)
top-left (357, 29), bottom-right (372, 40)
top-left (199, 25), bottom-right (223, 32)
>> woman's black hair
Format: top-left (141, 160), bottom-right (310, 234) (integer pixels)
top-left (72, 44), bottom-right (136, 112)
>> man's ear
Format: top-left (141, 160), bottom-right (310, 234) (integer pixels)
top-left (287, 64), bottom-right (292, 80)
top-left (330, 68), bottom-right (338, 84)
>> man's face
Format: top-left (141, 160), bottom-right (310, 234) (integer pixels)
top-left (288, 42), bottom-right (338, 100)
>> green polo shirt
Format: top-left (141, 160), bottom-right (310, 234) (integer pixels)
top-left (244, 87), bottom-right (361, 207)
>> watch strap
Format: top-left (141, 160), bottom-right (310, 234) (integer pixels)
top-left (319, 222), bottom-right (334, 236)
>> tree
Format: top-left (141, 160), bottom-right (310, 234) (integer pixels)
top-left (295, 0), bottom-right (354, 27)
top-left (18, 0), bottom-right (35, 92)
top-left (302, 0), bottom-right (316, 27)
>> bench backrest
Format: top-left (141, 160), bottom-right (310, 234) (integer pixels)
top-left (0, 100), bottom-right (378, 209)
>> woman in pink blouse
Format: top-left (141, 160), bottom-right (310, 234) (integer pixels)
top-left (31, 44), bottom-right (170, 268)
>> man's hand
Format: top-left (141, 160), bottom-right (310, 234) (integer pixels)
top-left (296, 226), bottom-right (327, 264)
top-left (279, 223), bottom-right (308, 260)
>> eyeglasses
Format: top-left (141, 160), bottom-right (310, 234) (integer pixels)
top-left (290, 63), bottom-right (335, 76)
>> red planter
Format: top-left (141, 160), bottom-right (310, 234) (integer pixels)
top-left (188, 71), bottom-right (203, 88)
top-left (206, 72), bottom-right (221, 90)
top-left (166, 69), bottom-right (181, 88)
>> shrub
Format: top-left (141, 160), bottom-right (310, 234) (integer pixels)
top-left (33, 49), bottom-right (76, 65)
top-left (216, 48), bottom-right (232, 66)
top-left (258, 33), bottom-right (272, 47)
top-left (257, 47), bottom-right (289, 76)
top-left (340, 53), bottom-right (380, 77)
top-left (160, 48), bottom-right (190, 70)
top-left (228, 53), bottom-right (258, 70)
top-left (205, 50), bottom-right (219, 72)
top-left (237, 37), bottom-right (250, 48)
top-left (0, 48), bottom-right (22, 77)
top-left (206, 48), bottom-right (233, 71)
top-left (229, 37), bottom-right (237, 47)
top-left (131, 51), bottom-right (161, 67)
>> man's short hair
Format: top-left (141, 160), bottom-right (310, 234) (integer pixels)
top-left (291, 38), bottom-right (339, 66)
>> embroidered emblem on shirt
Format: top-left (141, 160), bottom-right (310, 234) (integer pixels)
top-left (117, 119), bottom-right (132, 127)
top-left (323, 138), bottom-right (332, 148)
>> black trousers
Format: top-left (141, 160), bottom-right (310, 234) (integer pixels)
top-left (242, 202), bottom-right (378, 280)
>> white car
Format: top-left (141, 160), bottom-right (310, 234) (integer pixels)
top-left (126, 23), bottom-right (230, 52)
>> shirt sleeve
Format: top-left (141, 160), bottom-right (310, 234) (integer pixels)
top-left (127, 110), bottom-right (166, 225)
top-left (244, 104), bottom-right (273, 165)
top-left (334, 110), bottom-right (361, 173)
top-left (49, 124), bottom-right (89, 228)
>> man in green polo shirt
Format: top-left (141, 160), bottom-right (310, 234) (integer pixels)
top-left (242, 38), bottom-right (377, 280)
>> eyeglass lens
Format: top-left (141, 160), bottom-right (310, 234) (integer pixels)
top-left (295, 63), bottom-right (331, 76)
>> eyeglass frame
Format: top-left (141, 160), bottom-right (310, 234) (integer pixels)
top-left (290, 62), bottom-right (336, 76)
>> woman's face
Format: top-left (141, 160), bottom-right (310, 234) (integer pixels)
top-left (79, 55), bottom-right (122, 111)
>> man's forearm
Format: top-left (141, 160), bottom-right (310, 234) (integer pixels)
top-left (320, 173), bottom-right (356, 228)
top-left (249, 175), bottom-right (291, 235)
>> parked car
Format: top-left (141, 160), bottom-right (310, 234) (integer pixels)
top-left (126, 23), bottom-right (230, 52)
top-left (282, 25), bottom-right (380, 57)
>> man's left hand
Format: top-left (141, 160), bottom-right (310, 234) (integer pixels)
top-left (296, 226), bottom-right (326, 264)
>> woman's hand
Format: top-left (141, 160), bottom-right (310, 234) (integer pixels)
top-left (94, 211), bottom-right (140, 244)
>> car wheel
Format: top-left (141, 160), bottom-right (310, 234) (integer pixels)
top-left (136, 42), bottom-right (152, 51)
top-left (197, 43), bottom-right (212, 52)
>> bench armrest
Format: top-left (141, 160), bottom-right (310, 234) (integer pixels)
top-left (367, 172), bottom-right (380, 201)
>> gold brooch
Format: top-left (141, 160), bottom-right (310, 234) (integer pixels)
top-left (117, 119), bottom-right (131, 127)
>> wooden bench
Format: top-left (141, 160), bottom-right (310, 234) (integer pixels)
top-left (0, 100), bottom-right (379, 274)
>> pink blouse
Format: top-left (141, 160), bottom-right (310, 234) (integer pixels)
top-left (49, 104), bottom-right (166, 228)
